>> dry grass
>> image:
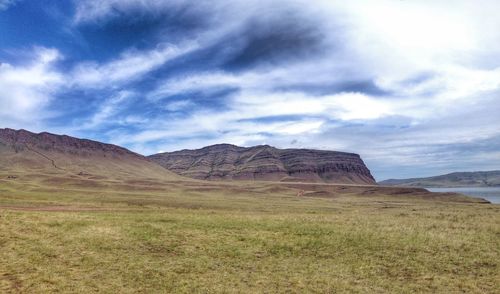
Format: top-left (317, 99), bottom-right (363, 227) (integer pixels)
top-left (0, 174), bottom-right (499, 293)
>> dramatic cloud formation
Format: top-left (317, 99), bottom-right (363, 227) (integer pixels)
top-left (0, 0), bottom-right (499, 179)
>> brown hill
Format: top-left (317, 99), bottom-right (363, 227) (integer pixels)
top-left (0, 128), bottom-right (183, 183)
top-left (148, 144), bottom-right (376, 185)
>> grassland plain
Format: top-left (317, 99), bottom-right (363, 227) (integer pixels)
top-left (0, 176), bottom-right (499, 293)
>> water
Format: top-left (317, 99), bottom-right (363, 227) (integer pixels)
top-left (427, 187), bottom-right (500, 204)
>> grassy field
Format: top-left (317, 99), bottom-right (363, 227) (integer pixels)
top-left (0, 176), bottom-right (499, 293)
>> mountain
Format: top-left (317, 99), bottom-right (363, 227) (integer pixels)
top-left (0, 129), bottom-right (486, 204)
top-left (0, 128), bottom-right (183, 183)
top-left (379, 171), bottom-right (500, 187)
top-left (148, 144), bottom-right (376, 185)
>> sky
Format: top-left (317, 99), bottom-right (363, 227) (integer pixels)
top-left (1, 0), bottom-right (499, 180)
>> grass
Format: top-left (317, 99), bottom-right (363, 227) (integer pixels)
top-left (0, 175), bottom-right (499, 293)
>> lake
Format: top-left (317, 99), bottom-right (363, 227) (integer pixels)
top-left (427, 187), bottom-right (500, 204)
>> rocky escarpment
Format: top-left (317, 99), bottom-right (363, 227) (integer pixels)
top-left (149, 144), bottom-right (376, 185)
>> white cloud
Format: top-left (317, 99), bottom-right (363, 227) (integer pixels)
top-left (0, 42), bottom-right (198, 130)
top-left (0, 0), bottom-right (17, 11)
top-left (0, 47), bottom-right (63, 129)
top-left (81, 90), bottom-right (135, 129)
top-left (73, 0), bottom-right (282, 26)
top-left (71, 42), bottom-right (198, 88)
top-left (164, 100), bottom-right (195, 112)
top-left (73, 0), bottom-right (186, 24)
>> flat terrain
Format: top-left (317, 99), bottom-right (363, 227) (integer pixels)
top-left (0, 175), bottom-right (499, 293)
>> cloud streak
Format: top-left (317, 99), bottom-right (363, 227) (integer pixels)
top-left (71, 42), bottom-right (198, 88)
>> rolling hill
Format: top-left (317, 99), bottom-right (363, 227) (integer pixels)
top-left (0, 128), bottom-right (185, 186)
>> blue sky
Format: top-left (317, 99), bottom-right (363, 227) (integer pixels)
top-left (1, 0), bottom-right (499, 180)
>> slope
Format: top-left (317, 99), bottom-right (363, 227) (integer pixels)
top-left (0, 128), bottom-right (185, 187)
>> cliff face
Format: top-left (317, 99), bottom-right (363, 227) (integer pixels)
top-left (149, 144), bottom-right (376, 185)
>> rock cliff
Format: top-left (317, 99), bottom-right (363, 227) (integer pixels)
top-left (148, 144), bottom-right (376, 185)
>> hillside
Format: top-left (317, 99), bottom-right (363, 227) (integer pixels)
top-left (0, 128), bottom-right (184, 184)
top-left (149, 144), bottom-right (376, 185)
top-left (379, 171), bottom-right (500, 187)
